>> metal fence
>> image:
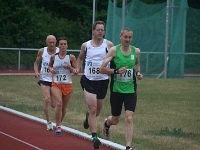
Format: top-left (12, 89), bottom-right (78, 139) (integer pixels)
top-left (0, 48), bottom-right (199, 78)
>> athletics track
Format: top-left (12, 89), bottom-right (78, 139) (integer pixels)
top-left (0, 106), bottom-right (125, 150)
top-left (0, 70), bottom-right (126, 150)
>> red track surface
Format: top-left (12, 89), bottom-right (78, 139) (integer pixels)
top-left (0, 110), bottom-right (114, 150)
top-left (0, 70), bottom-right (35, 75)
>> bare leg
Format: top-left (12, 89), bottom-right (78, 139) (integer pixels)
top-left (125, 110), bottom-right (134, 147)
top-left (41, 84), bottom-right (51, 122)
top-left (107, 115), bottom-right (120, 126)
top-left (61, 94), bottom-right (71, 122)
top-left (51, 87), bottom-right (62, 126)
top-left (84, 90), bottom-right (98, 133)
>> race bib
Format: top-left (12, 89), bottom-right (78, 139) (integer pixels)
top-left (54, 68), bottom-right (71, 83)
top-left (41, 66), bottom-right (51, 76)
top-left (85, 61), bottom-right (102, 78)
top-left (41, 61), bottom-right (51, 76)
top-left (54, 74), bottom-right (69, 82)
top-left (116, 69), bottom-right (133, 82)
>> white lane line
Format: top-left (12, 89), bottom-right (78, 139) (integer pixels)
top-left (0, 131), bottom-right (43, 150)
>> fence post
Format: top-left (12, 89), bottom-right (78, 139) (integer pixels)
top-left (18, 48), bottom-right (21, 70)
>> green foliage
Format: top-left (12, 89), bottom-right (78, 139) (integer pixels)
top-left (0, 0), bottom-right (200, 75)
top-left (0, 0), bottom-right (200, 48)
top-left (0, 0), bottom-right (96, 48)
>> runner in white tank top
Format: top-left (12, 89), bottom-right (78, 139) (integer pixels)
top-left (84, 39), bottom-right (109, 81)
top-left (34, 35), bottom-right (58, 131)
top-left (48, 37), bottom-right (77, 135)
top-left (52, 53), bottom-right (72, 84)
top-left (76, 21), bottom-right (114, 149)
top-left (40, 47), bottom-right (59, 82)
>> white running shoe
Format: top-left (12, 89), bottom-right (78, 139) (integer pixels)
top-left (47, 122), bottom-right (54, 130)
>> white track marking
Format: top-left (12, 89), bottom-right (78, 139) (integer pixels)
top-left (0, 131), bottom-right (43, 150)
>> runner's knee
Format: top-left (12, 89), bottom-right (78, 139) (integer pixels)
top-left (125, 115), bottom-right (133, 124)
top-left (112, 117), bottom-right (120, 125)
top-left (44, 97), bottom-right (50, 104)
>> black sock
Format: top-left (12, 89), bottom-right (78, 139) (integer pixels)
top-left (92, 132), bottom-right (97, 138)
top-left (126, 146), bottom-right (130, 150)
top-left (105, 120), bottom-right (110, 128)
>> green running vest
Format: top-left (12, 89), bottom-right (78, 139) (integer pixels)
top-left (112, 44), bottom-right (137, 93)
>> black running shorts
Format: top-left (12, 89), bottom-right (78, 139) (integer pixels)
top-left (110, 92), bottom-right (137, 116)
top-left (80, 75), bottom-right (109, 99)
top-left (38, 80), bottom-right (52, 87)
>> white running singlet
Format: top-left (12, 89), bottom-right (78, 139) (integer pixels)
top-left (40, 47), bottom-right (59, 82)
top-left (84, 39), bottom-right (109, 81)
top-left (52, 53), bottom-right (72, 84)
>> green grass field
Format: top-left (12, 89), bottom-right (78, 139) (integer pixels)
top-left (0, 76), bottom-right (200, 150)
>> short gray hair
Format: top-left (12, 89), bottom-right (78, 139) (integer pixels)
top-left (120, 27), bottom-right (133, 35)
top-left (46, 35), bottom-right (56, 41)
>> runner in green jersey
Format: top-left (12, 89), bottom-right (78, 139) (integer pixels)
top-left (111, 44), bottom-right (137, 93)
top-left (100, 27), bottom-right (143, 150)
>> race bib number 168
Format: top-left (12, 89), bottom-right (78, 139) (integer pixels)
top-left (85, 61), bottom-right (102, 77)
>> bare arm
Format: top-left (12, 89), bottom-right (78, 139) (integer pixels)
top-left (33, 48), bottom-right (43, 78)
top-left (76, 42), bottom-right (86, 72)
top-left (69, 54), bottom-right (78, 74)
top-left (106, 40), bottom-right (114, 50)
top-left (135, 48), bottom-right (143, 80)
top-left (48, 54), bottom-right (55, 74)
top-left (100, 46), bottom-right (128, 74)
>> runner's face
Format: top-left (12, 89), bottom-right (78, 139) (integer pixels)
top-left (58, 40), bottom-right (68, 51)
top-left (93, 24), bottom-right (105, 39)
top-left (120, 30), bottom-right (133, 47)
top-left (46, 38), bottom-right (56, 50)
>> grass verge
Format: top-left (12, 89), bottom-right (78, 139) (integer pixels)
top-left (0, 76), bottom-right (200, 150)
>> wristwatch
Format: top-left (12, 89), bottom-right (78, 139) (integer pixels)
top-left (136, 71), bottom-right (140, 76)
top-left (114, 69), bottom-right (119, 74)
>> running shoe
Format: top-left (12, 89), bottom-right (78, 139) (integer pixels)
top-left (56, 126), bottom-right (62, 135)
top-left (46, 122), bottom-right (54, 131)
top-left (126, 147), bottom-right (136, 150)
top-left (92, 136), bottom-right (101, 149)
top-left (103, 118), bottom-right (110, 140)
top-left (127, 148), bottom-right (136, 150)
top-left (83, 111), bottom-right (89, 129)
